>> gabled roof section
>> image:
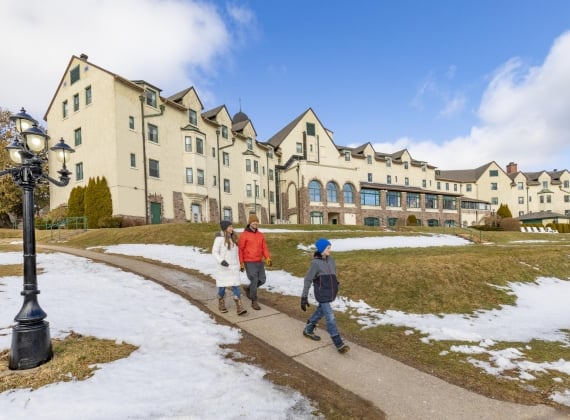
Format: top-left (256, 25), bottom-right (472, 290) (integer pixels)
top-left (266, 107), bottom-right (333, 148)
top-left (168, 86), bottom-right (204, 111)
top-left (202, 105), bottom-right (226, 121)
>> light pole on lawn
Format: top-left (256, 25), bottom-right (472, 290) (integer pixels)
top-left (1, 108), bottom-right (75, 370)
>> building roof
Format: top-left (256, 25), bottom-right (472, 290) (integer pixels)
top-left (517, 211), bottom-right (569, 221)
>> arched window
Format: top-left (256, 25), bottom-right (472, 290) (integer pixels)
top-left (343, 183), bottom-right (354, 204)
top-left (308, 180), bottom-right (322, 202)
top-left (327, 182), bottom-right (338, 202)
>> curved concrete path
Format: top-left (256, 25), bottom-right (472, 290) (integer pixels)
top-left (41, 245), bottom-right (569, 420)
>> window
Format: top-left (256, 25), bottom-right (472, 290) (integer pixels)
top-left (146, 89), bottom-right (157, 108)
top-left (223, 179), bottom-right (230, 193)
top-left (74, 128), bottom-right (82, 146)
top-left (212, 147), bottom-right (216, 158)
top-left (327, 182), bottom-right (338, 202)
top-left (185, 168), bottom-right (193, 183)
top-left (253, 161), bottom-right (259, 173)
top-left (343, 184), bottom-right (354, 204)
top-left (270, 191), bottom-right (275, 203)
top-left (247, 137), bottom-right (253, 150)
top-left (184, 136), bottom-right (192, 152)
top-left (196, 138), bottom-right (204, 154)
top-left (437, 182), bottom-right (441, 190)
top-left (269, 169), bottom-right (274, 181)
top-left (491, 197), bottom-right (498, 205)
top-left (404, 161), bottom-right (409, 169)
top-left (442, 196), bottom-right (456, 210)
top-left (565, 180), bottom-right (570, 188)
top-left (367, 155), bottom-right (372, 164)
top-left (360, 189), bottom-right (380, 206)
top-left (542, 181), bottom-right (549, 189)
top-left (490, 183), bottom-right (498, 190)
top-left (246, 159), bottom-right (252, 172)
top-left (223, 208), bottom-right (232, 221)
top-left (310, 211), bottom-right (324, 224)
top-left (222, 152), bottom-right (229, 166)
top-left (130, 153), bottom-right (136, 168)
top-left (213, 175), bottom-right (217, 187)
top-left (129, 116), bottom-right (135, 130)
top-left (345, 151), bottom-right (350, 161)
top-left (75, 162), bottom-right (83, 180)
top-left (405, 177), bottom-right (409, 186)
top-left (73, 94), bottom-right (80, 112)
top-left (518, 196), bottom-right (524, 204)
top-left (422, 163), bottom-right (427, 172)
top-left (267, 148), bottom-right (273, 159)
top-left (221, 125), bottom-right (228, 139)
top-left (188, 109), bottom-right (197, 125)
top-left (364, 217), bottom-right (380, 227)
top-left (368, 173), bottom-right (373, 182)
top-left (70, 65), bottom-right (80, 84)
top-left (387, 175), bottom-right (392, 184)
top-left (425, 194), bottom-right (438, 209)
top-left (306, 122), bottom-right (316, 136)
top-left (148, 124), bottom-right (158, 143)
top-left (407, 193), bottom-right (420, 208)
top-left (246, 184), bottom-right (252, 198)
top-left (466, 184), bottom-right (472, 192)
top-left (386, 158), bottom-right (391, 167)
top-left (149, 159), bottom-right (160, 178)
top-left (422, 179), bottom-right (427, 188)
top-left (386, 191), bottom-right (401, 207)
top-left (547, 195), bottom-right (552, 203)
top-left (62, 101), bottom-right (68, 118)
top-left (85, 86), bottom-right (92, 105)
top-left (296, 142), bottom-right (303, 153)
top-left (565, 195), bottom-right (569, 203)
top-left (197, 169), bottom-right (205, 185)
top-left (540, 196), bottom-right (545, 204)
top-left (309, 180), bottom-right (321, 202)
top-left (255, 183), bottom-right (259, 198)
top-left (445, 183), bottom-right (450, 191)
top-left (518, 182), bottom-right (524, 190)
top-left (453, 184), bottom-right (457, 192)
top-left (489, 170), bottom-right (499, 177)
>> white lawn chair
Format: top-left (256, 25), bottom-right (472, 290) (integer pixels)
top-left (545, 226), bottom-right (553, 233)
top-left (531, 227), bottom-right (539, 233)
top-left (520, 226), bottom-right (526, 232)
top-left (538, 227), bottom-right (546, 233)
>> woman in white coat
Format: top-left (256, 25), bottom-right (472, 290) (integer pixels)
top-left (212, 221), bottom-right (247, 315)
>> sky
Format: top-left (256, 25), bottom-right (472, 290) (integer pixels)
top-left (2, 231), bottom-right (570, 418)
top-left (1, 1), bottom-right (570, 172)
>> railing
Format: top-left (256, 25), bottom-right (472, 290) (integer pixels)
top-left (47, 216), bottom-right (88, 240)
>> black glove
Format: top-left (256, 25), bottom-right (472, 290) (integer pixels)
top-left (221, 260), bottom-right (229, 267)
top-left (301, 296), bottom-right (309, 312)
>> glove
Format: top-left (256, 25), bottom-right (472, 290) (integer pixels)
top-left (221, 260), bottom-right (229, 267)
top-left (240, 263), bottom-right (245, 272)
top-left (265, 258), bottom-right (272, 267)
top-left (301, 296), bottom-right (309, 312)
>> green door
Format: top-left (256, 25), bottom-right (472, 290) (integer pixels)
top-left (150, 202), bottom-right (162, 224)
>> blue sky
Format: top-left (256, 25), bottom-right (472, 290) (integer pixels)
top-left (1, 0), bottom-right (570, 171)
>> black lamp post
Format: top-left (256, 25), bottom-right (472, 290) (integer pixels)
top-left (1, 108), bottom-right (74, 370)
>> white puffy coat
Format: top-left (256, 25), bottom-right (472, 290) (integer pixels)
top-left (211, 233), bottom-right (240, 287)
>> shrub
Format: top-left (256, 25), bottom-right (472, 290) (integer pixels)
top-left (98, 216), bottom-right (123, 228)
top-left (498, 217), bottom-right (520, 231)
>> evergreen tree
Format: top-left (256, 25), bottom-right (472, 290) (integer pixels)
top-left (84, 177), bottom-right (97, 228)
top-left (0, 108), bottom-right (23, 221)
top-left (98, 176), bottom-right (113, 220)
top-left (497, 204), bottom-right (512, 218)
top-left (67, 185), bottom-right (85, 217)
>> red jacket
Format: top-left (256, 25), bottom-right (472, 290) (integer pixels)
top-left (238, 226), bottom-right (271, 263)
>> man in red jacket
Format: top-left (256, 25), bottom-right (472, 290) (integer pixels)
top-left (238, 214), bottom-right (272, 310)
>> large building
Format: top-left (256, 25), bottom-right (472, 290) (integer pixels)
top-left (44, 55), bottom-right (569, 227)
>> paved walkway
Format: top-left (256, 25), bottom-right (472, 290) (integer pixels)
top-left (42, 245), bottom-right (569, 420)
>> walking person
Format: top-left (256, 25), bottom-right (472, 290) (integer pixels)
top-left (212, 220), bottom-right (247, 316)
top-left (238, 214), bottom-right (271, 310)
top-left (301, 238), bottom-right (350, 354)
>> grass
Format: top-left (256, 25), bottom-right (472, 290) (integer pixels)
top-left (1, 224), bottom-right (570, 410)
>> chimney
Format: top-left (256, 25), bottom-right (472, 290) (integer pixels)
top-left (79, 53), bottom-right (88, 60)
top-left (506, 162), bottom-right (518, 174)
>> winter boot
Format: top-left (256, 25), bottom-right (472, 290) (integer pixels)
top-left (234, 297), bottom-right (247, 315)
top-left (332, 335), bottom-right (350, 354)
top-left (251, 300), bottom-right (261, 310)
top-left (303, 321), bottom-right (321, 341)
top-left (218, 296), bottom-right (228, 313)
top-left (243, 285), bottom-right (251, 300)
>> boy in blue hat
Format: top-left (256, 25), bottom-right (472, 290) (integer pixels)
top-left (300, 238), bottom-right (349, 353)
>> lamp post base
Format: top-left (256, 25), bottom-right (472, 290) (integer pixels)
top-left (9, 321), bottom-right (53, 370)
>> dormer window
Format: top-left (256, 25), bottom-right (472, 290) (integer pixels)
top-left (367, 155), bottom-right (372, 164)
top-left (188, 109), bottom-right (197, 125)
top-left (146, 89), bottom-right (157, 108)
top-left (386, 158), bottom-right (392, 167)
top-left (247, 137), bottom-right (253, 150)
top-left (404, 161), bottom-right (409, 169)
top-left (345, 151), bottom-right (351, 161)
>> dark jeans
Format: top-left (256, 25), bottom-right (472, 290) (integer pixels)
top-left (244, 261), bottom-right (266, 301)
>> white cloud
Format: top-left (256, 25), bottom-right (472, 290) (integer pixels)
top-left (383, 31), bottom-right (570, 171)
top-left (0, 0), bottom-right (247, 122)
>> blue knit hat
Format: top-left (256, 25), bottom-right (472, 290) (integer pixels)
top-left (315, 238), bottom-right (331, 253)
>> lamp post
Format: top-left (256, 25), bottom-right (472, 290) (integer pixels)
top-left (1, 108), bottom-right (74, 370)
